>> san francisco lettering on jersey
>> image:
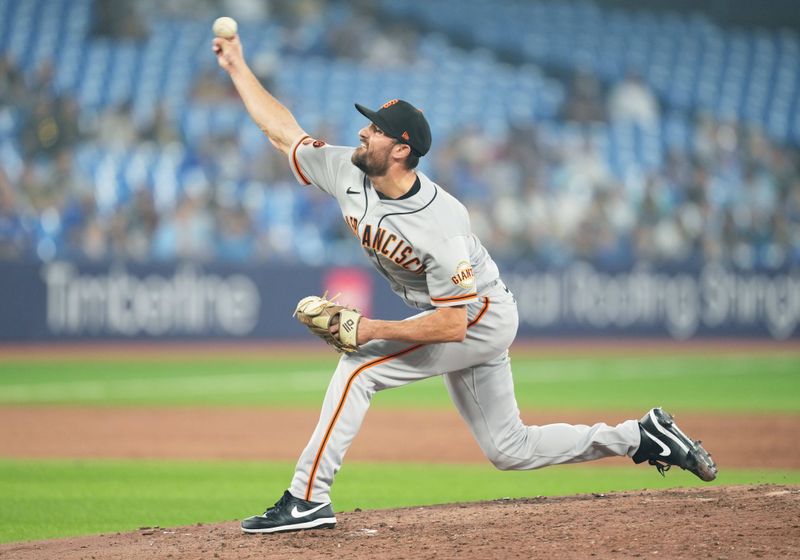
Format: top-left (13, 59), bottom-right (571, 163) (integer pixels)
top-left (344, 216), bottom-right (425, 274)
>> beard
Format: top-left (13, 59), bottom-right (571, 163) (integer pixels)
top-left (351, 145), bottom-right (391, 177)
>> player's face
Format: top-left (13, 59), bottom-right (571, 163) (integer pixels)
top-left (352, 123), bottom-right (396, 177)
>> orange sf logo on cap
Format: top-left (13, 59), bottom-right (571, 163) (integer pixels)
top-left (401, 131), bottom-right (410, 141)
top-left (382, 99), bottom-right (399, 109)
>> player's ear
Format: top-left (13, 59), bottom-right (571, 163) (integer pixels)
top-left (393, 142), bottom-right (411, 161)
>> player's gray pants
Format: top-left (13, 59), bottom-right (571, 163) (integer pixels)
top-left (290, 288), bottom-right (641, 503)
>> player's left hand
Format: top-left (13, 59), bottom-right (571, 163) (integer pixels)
top-left (294, 294), bottom-right (362, 353)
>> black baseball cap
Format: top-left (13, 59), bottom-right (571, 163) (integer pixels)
top-left (354, 99), bottom-right (432, 157)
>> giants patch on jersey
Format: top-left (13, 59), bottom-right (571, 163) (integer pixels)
top-left (451, 261), bottom-right (475, 290)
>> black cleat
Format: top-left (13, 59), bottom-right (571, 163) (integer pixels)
top-left (632, 407), bottom-right (718, 482)
top-left (241, 490), bottom-right (337, 534)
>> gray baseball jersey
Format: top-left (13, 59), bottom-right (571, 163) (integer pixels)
top-left (285, 134), bottom-right (641, 504)
top-left (289, 135), bottom-right (499, 311)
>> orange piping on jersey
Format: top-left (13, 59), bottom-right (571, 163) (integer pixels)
top-left (304, 296), bottom-right (491, 501)
top-left (468, 297), bottom-right (490, 327)
top-left (431, 292), bottom-right (478, 304)
top-left (291, 135), bottom-right (312, 185)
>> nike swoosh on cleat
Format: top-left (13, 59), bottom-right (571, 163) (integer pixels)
top-left (346, 187), bottom-right (360, 194)
top-left (642, 427), bottom-right (671, 457)
top-left (290, 503), bottom-right (329, 519)
top-left (649, 409), bottom-right (690, 454)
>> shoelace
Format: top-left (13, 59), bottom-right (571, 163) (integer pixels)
top-left (649, 439), bottom-right (711, 477)
top-left (263, 492), bottom-right (292, 515)
top-left (648, 458), bottom-right (672, 477)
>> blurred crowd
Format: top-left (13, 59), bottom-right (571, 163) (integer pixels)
top-left (438, 79), bottom-right (800, 269)
top-left (1, 0), bottom-right (798, 270)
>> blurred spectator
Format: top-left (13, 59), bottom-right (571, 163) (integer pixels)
top-left (0, 168), bottom-right (29, 258)
top-left (20, 163), bottom-right (61, 213)
top-left (0, 56), bottom-right (26, 107)
top-left (21, 98), bottom-right (60, 159)
top-left (222, 0), bottom-right (271, 20)
top-left (152, 193), bottom-right (213, 261)
top-left (273, 0), bottom-right (325, 27)
top-left (562, 71), bottom-right (606, 123)
top-left (139, 105), bottom-right (180, 145)
top-left (46, 151), bottom-right (91, 201)
top-left (215, 204), bottom-right (255, 262)
top-left (159, 0), bottom-right (217, 17)
top-left (191, 68), bottom-right (238, 103)
top-left (29, 61), bottom-right (56, 100)
top-left (0, 0), bottom-right (798, 272)
top-left (91, 0), bottom-right (148, 39)
top-left (53, 97), bottom-right (85, 151)
top-left (326, 12), bottom-right (419, 66)
top-left (607, 71), bottom-right (660, 127)
top-left (62, 189), bottom-right (100, 259)
top-left (120, 188), bottom-right (160, 261)
top-left (95, 102), bottom-right (138, 151)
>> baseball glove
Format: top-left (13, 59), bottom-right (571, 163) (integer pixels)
top-left (294, 293), bottom-right (362, 353)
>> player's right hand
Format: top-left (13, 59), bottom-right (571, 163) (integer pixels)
top-left (213, 35), bottom-right (244, 73)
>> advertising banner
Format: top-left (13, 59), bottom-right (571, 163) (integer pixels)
top-left (504, 262), bottom-right (800, 340)
top-left (0, 261), bottom-right (797, 341)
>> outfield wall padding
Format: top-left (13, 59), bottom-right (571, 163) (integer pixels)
top-left (0, 261), bottom-right (797, 341)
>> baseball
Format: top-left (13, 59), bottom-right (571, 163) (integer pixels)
top-left (212, 16), bottom-right (238, 39)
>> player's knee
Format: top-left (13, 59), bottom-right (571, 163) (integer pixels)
top-left (483, 427), bottom-right (533, 470)
top-left (485, 449), bottom-right (520, 471)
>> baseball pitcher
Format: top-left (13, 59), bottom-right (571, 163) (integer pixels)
top-left (213, 32), bottom-right (717, 534)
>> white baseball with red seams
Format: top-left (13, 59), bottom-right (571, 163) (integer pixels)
top-left (285, 135), bottom-right (641, 503)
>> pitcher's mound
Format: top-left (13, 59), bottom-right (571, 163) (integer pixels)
top-left (3, 484), bottom-right (798, 559)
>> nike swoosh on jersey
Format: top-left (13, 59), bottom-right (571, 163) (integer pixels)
top-left (346, 187), bottom-right (360, 194)
top-left (290, 503), bottom-right (329, 519)
top-left (642, 427), bottom-right (671, 457)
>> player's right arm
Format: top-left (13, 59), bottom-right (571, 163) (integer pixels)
top-left (213, 35), bottom-right (305, 155)
top-left (356, 306), bottom-right (468, 345)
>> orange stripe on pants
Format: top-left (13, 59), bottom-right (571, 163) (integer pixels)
top-left (304, 297), bottom-right (490, 500)
top-left (304, 343), bottom-right (423, 500)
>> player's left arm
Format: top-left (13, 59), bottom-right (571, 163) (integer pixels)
top-left (356, 306), bottom-right (468, 345)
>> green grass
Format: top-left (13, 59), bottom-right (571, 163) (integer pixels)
top-left (1, 350), bottom-right (797, 544)
top-left (1, 458), bottom-right (798, 544)
top-left (1, 353), bottom-right (798, 412)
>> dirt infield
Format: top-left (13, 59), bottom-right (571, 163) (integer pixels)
top-left (2, 485), bottom-right (798, 559)
top-left (1, 338), bottom-right (798, 362)
top-left (3, 406), bottom-right (799, 559)
top-left (1, 406), bottom-right (799, 468)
